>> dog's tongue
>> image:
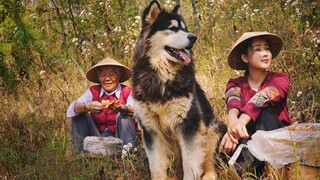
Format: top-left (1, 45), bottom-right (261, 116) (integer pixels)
top-left (178, 50), bottom-right (191, 64)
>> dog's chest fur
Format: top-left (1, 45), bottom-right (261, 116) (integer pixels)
top-left (135, 95), bottom-right (193, 134)
top-left (132, 56), bottom-right (197, 133)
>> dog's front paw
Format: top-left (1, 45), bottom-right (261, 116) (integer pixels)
top-left (202, 172), bottom-right (217, 180)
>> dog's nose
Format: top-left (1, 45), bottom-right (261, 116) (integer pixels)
top-left (187, 34), bottom-right (197, 43)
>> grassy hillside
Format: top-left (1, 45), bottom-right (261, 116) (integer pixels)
top-left (0, 0), bottom-right (319, 179)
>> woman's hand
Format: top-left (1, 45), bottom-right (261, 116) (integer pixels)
top-left (86, 101), bottom-right (103, 114)
top-left (108, 104), bottom-right (134, 116)
top-left (219, 133), bottom-right (238, 153)
top-left (228, 118), bottom-right (249, 140)
top-left (107, 103), bottom-right (121, 113)
top-left (227, 109), bottom-right (250, 140)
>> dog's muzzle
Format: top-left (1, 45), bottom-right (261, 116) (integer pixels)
top-left (164, 33), bottom-right (197, 64)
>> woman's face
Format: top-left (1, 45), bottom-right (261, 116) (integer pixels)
top-left (242, 37), bottom-right (272, 71)
top-left (98, 66), bottom-right (120, 92)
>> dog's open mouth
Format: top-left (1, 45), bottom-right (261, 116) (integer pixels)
top-left (165, 46), bottom-right (191, 64)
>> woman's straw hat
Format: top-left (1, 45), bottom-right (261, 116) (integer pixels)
top-left (86, 57), bottom-right (131, 83)
top-left (228, 32), bottom-right (283, 70)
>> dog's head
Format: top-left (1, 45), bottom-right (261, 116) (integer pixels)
top-left (141, 1), bottom-right (197, 64)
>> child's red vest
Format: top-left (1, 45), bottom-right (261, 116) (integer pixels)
top-left (90, 84), bottom-right (132, 132)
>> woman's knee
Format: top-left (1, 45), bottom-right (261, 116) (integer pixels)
top-left (255, 107), bottom-right (284, 131)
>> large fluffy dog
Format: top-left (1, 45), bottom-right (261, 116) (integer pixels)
top-left (132, 1), bottom-right (221, 179)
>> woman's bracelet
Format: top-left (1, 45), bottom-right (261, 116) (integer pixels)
top-left (83, 103), bottom-right (88, 111)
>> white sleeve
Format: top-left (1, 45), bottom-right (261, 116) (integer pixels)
top-left (66, 89), bottom-right (93, 117)
top-left (126, 91), bottom-right (134, 108)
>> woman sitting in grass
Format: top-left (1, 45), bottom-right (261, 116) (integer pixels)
top-left (67, 57), bottom-right (136, 154)
top-left (219, 32), bottom-right (292, 175)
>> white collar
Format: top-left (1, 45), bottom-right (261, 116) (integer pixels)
top-left (100, 83), bottom-right (121, 99)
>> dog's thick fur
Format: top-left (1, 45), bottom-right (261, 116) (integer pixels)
top-left (132, 1), bottom-right (220, 179)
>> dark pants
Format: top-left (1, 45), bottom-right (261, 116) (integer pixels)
top-left (231, 107), bottom-right (284, 174)
top-left (71, 112), bottom-right (136, 154)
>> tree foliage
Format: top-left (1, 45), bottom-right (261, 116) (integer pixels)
top-left (0, 0), bottom-right (319, 178)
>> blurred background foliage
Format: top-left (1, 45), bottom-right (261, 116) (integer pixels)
top-left (0, 0), bottom-right (319, 179)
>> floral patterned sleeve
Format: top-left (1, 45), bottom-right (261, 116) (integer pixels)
top-left (242, 73), bottom-right (290, 121)
top-left (225, 79), bottom-right (242, 112)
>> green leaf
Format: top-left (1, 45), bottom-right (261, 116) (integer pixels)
top-left (314, 56), bottom-right (319, 64)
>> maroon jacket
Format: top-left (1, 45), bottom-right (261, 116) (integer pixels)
top-left (90, 84), bottom-right (132, 132)
top-left (225, 72), bottom-right (292, 126)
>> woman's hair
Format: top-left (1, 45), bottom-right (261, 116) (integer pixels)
top-left (239, 38), bottom-right (252, 75)
top-left (97, 66), bottom-right (122, 79)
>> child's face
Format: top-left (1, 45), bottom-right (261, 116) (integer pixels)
top-left (242, 37), bottom-right (272, 71)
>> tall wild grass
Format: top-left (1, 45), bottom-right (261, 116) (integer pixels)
top-left (0, 0), bottom-right (319, 179)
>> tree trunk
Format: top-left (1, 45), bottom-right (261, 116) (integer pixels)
top-left (191, 0), bottom-right (199, 28)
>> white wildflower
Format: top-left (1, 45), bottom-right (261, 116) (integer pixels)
top-left (30, 13), bottom-right (37, 19)
top-left (114, 26), bottom-right (121, 32)
top-left (72, 38), bottom-right (78, 43)
top-left (99, 2), bottom-right (104, 5)
top-left (305, 29), bottom-right (311, 34)
top-left (47, 87), bottom-right (53, 93)
top-left (39, 70), bottom-right (46, 75)
top-left (297, 91), bottom-right (302, 97)
top-left (311, 37), bottom-right (317, 43)
top-left (79, 10), bottom-right (86, 17)
top-left (122, 149), bottom-right (128, 156)
top-left (253, 9), bottom-right (259, 12)
top-left (123, 144), bottom-right (130, 151)
top-left (291, 0), bottom-right (298, 6)
top-left (127, 143), bottom-right (133, 148)
top-left (135, 16), bottom-right (141, 20)
top-left (134, 148), bottom-right (138, 152)
top-left (97, 44), bottom-right (101, 49)
top-left (242, 4), bottom-right (248, 8)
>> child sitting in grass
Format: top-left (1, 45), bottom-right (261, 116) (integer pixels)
top-left (219, 32), bottom-right (292, 175)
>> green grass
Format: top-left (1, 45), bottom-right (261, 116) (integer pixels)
top-left (0, 0), bottom-right (319, 179)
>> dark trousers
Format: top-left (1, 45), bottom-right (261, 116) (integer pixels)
top-left (232, 107), bottom-right (284, 173)
top-left (71, 112), bottom-right (136, 154)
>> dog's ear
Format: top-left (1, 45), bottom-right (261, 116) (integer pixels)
top-left (143, 1), bottom-right (162, 26)
top-left (171, 5), bottom-right (181, 15)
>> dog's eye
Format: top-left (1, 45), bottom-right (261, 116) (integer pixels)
top-left (168, 27), bottom-right (177, 31)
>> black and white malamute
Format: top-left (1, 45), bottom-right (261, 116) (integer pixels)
top-left (132, 1), bottom-right (221, 179)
